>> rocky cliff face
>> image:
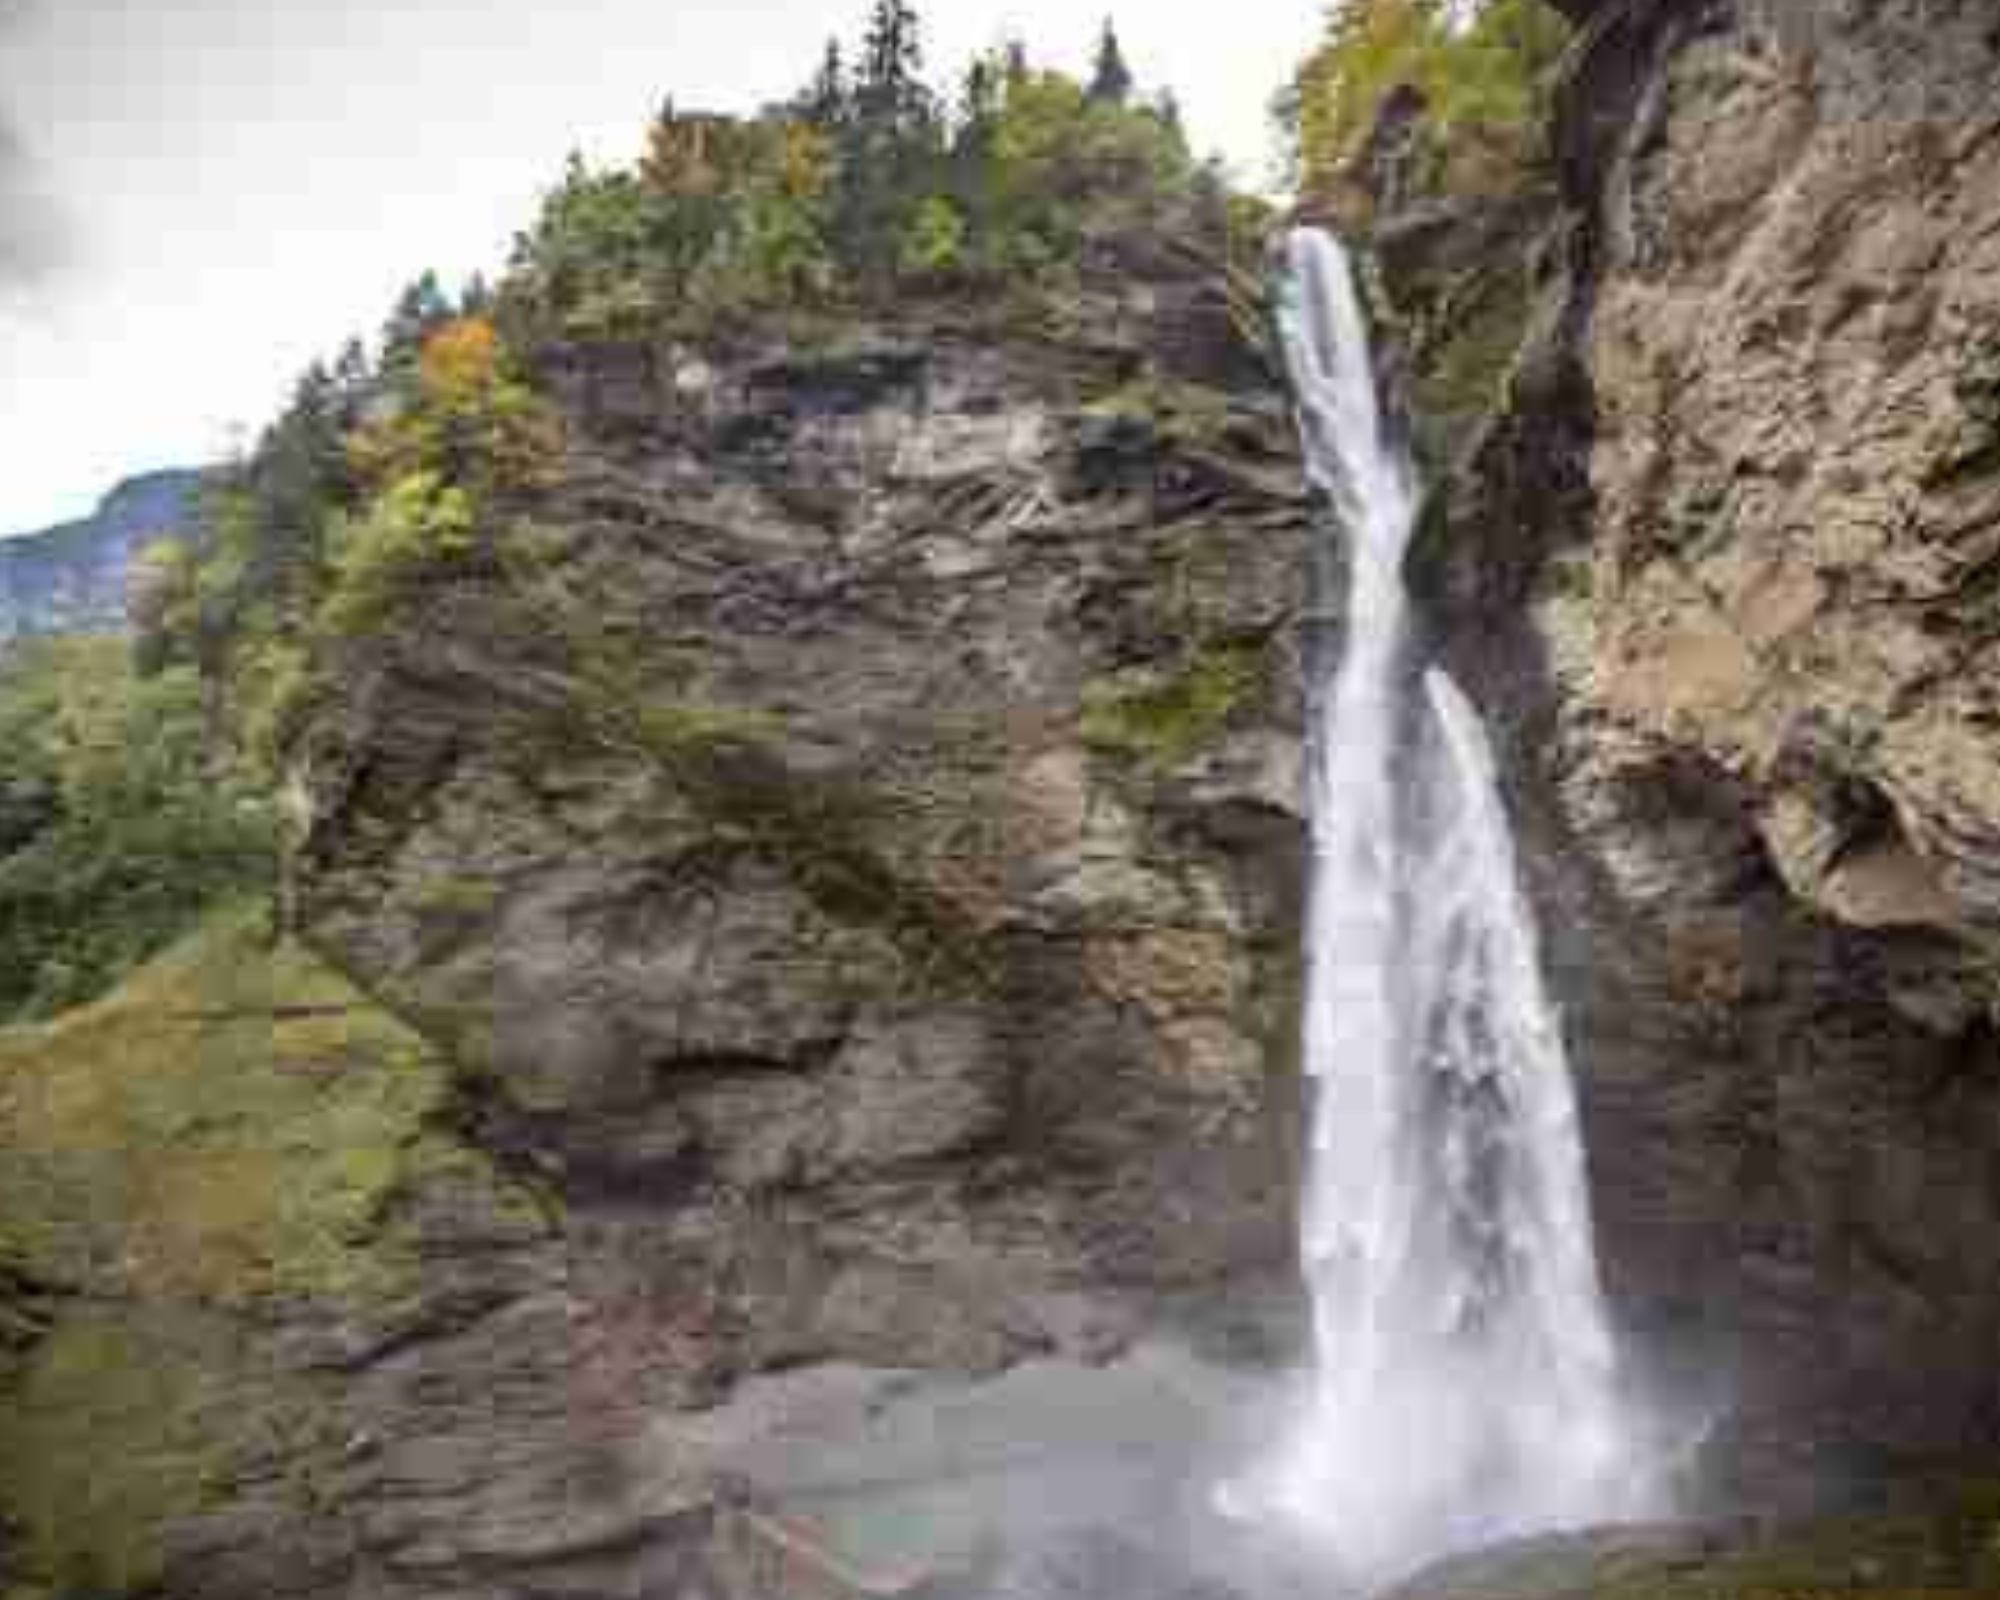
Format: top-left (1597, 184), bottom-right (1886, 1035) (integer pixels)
top-left (0, 469), bottom-right (201, 640)
top-left (61, 255), bottom-right (1310, 1596)
top-left (294, 256), bottom-right (1311, 1360)
top-left (1417, 0), bottom-right (2000, 1503)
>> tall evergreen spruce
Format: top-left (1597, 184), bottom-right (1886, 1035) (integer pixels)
top-left (839, 0), bottom-right (940, 283)
top-left (955, 57), bottom-right (1000, 161)
top-left (1003, 38), bottom-right (1030, 91)
top-left (1088, 19), bottom-right (1134, 106)
top-left (380, 271), bottom-right (453, 388)
top-left (859, 0), bottom-right (927, 131)
top-left (803, 38), bottom-right (848, 129)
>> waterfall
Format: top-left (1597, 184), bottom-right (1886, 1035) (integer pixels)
top-left (1223, 229), bottom-right (1662, 1587)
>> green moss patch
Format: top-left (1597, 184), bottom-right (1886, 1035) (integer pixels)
top-left (515, 598), bottom-right (995, 992)
top-left (0, 908), bottom-right (544, 1592)
top-left (1408, 259), bottom-right (1534, 428)
top-left (1082, 374), bottom-right (1236, 449)
top-left (0, 1311), bottom-right (239, 1595)
top-left (0, 905), bottom-right (521, 1309)
top-left (1585, 1482), bottom-right (2000, 1600)
top-left (1081, 641), bottom-right (1268, 769)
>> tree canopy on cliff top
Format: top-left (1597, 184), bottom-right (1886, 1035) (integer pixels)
top-left (1285, 0), bottom-right (1571, 204)
top-left (158, 3), bottom-right (1231, 590)
top-left (502, 1), bottom-right (1212, 342)
top-left (34, 3), bottom-right (1573, 1024)
top-left (126, 4), bottom-right (1251, 877)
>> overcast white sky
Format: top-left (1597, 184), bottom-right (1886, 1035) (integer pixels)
top-left (0, 0), bottom-right (1318, 535)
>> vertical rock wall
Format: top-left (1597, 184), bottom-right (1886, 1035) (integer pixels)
top-left (1420, 0), bottom-right (2000, 1502)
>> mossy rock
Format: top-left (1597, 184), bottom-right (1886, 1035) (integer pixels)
top-left (0, 1310), bottom-right (237, 1594)
top-left (1408, 257), bottom-right (1534, 433)
top-left (1082, 374), bottom-right (1237, 449)
top-left (0, 909), bottom-right (546, 1591)
top-left (529, 613), bottom-right (996, 989)
top-left (0, 905), bottom-right (529, 1308)
top-left (1081, 640), bottom-right (1269, 770)
top-left (1594, 1484), bottom-right (2000, 1600)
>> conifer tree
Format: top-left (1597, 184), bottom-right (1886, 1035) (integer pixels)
top-left (1003, 38), bottom-right (1031, 94)
top-left (833, 0), bottom-right (941, 281)
top-left (803, 38), bottom-right (849, 129)
top-left (955, 56), bottom-right (1000, 159)
top-left (380, 272), bottom-right (453, 387)
top-left (858, 0), bottom-right (927, 133)
top-left (459, 272), bottom-right (495, 318)
top-left (332, 338), bottom-right (372, 406)
top-left (1088, 19), bottom-right (1134, 106)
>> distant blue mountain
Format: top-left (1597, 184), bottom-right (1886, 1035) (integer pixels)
top-left (0, 469), bottom-right (205, 639)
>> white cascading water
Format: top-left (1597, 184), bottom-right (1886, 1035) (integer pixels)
top-left (1223, 229), bottom-right (1662, 1587)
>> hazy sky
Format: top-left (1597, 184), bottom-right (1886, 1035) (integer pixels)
top-left (0, 0), bottom-right (1318, 535)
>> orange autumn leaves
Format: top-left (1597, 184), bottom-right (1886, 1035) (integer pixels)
top-left (417, 314), bottom-right (504, 402)
top-left (320, 314), bottom-right (562, 637)
top-left (348, 315), bottom-right (563, 499)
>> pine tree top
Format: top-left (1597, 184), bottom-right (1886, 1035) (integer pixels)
top-left (1089, 18), bottom-right (1134, 106)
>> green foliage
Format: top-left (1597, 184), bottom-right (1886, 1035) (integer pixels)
top-left (349, 314), bottom-right (563, 498)
top-left (0, 1312), bottom-right (227, 1595)
top-left (858, 0), bottom-right (931, 132)
top-left (899, 194), bottom-right (968, 282)
top-left (174, 312), bottom-right (560, 691)
top-left (233, 638), bottom-right (315, 783)
top-left (128, 536), bottom-right (201, 676)
top-left (980, 67), bottom-right (1194, 273)
top-left (380, 269), bottom-right (454, 385)
top-left (511, 119), bottom-right (843, 337)
top-left (1287, 0), bottom-right (1571, 205)
top-left (1579, 1478), bottom-right (2000, 1600)
top-left (1081, 641), bottom-right (1268, 768)
top-left (1437, 0), bottom-right (1573, 145)
top-left (506, 5), bottom-right (1204, 337)
top-left (320, 469), bottom-right (476, 638)
top-left (801, 38), bottom-right (849, 128)
top-left (508, 158), bottom-right (664, 338)
top-left (0, 905), bottom-right (528, 1305)
top-left (142, 358), bottom-right (372, 689)
top-left (704, 178), bottom-right (838, 315)
top-left (0, 639), bottom-right (273, 1022)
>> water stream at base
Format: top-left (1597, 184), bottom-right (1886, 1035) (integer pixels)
top-left (1219, 228), bottom-right (1665, 1589)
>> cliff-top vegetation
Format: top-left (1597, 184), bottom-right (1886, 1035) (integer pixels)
top-left (14, 0), bottom-right (1572, 1023)
top-left (121, 5), bottom-right (1253, 873)
top-left (1286, 0), bottom-right (1571, 208)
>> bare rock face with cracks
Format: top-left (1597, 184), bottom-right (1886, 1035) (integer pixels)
top-left (110, 245), bottom-right (1314, 1597)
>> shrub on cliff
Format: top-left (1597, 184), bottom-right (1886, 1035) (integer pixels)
top-left (1286, 0), bottom-right (1571, 207)
top-left (319, 469), bottom-right (477, 639)
top-left (347, 313), bottom-right (563, 499)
